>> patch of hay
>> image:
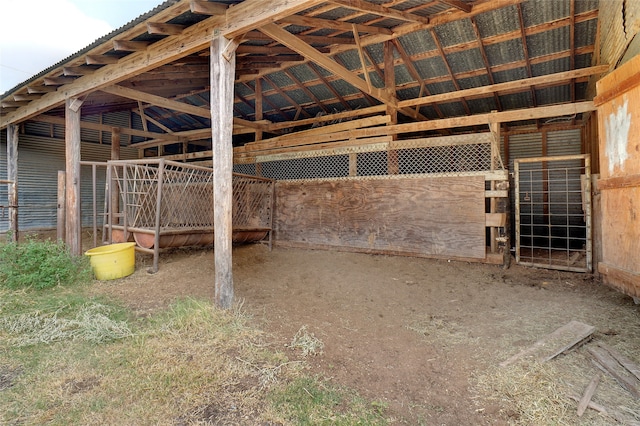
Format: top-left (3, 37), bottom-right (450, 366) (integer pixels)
top-left (406, 314), bottom-right (478, 346)
top-left (288, 325), bottom-right (324, 357)
top-left (0, 302), bottom-right (133, 346)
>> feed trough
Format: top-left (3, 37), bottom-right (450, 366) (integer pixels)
top-left (104, 159), bottom-right (274, 272)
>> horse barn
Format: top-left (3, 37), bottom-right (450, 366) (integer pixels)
top-left (1, 0), bottom-right (639, 306)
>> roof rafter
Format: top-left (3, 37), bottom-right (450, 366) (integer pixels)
top-left (278, 15), bottom-right (393, 36)
top-left (329, 0), bottom-right (430, 25)
top-left (1, 0), bottom-right (326, 127)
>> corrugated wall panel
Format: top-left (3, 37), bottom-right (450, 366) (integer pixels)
top-left (599, 0), bottom-right (627, 67)
top-left (547, 129), bottom-right (584, 228)
top-left (0, 134), bottom-right (137, 233)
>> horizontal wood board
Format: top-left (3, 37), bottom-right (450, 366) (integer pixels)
top-left (274, 176), bottom-right (486, 259)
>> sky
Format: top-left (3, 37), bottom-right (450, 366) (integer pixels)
top-left (0, 0), bottom-right (163, 94)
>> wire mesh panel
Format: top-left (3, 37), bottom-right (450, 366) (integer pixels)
top-left (396, 143), bottom-right (492, 175)
top-left (515, 155), bottom-right (592, 272)
top-left (109, 160), bottom-right (274, 231)
top-left (260, 155), bottom-right (350, 180)
top-left (240, 133), bottom-right (499, 181)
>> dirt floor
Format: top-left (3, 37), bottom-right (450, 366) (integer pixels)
top-left (90, 242), bottom-right (640, 425)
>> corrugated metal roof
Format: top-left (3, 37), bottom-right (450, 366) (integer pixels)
top-left (1, 0), bottom-right (602, 145)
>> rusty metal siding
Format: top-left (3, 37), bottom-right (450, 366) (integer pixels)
top-left (0, 133), bottom-right (137, 233)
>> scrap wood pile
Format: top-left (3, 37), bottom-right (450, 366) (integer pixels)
top-left (500, 320), bottom-right (640, 425)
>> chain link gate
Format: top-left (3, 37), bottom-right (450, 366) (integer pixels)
top-left (514, 154), bottom-right (592, 272)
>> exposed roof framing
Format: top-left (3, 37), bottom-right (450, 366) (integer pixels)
top-left (1, 0), bottom-right (602, 147)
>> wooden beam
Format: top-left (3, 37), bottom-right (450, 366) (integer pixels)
top-left (7, 125), bottom-right (19, 242)
top-left (63, 66), bottom-right (96, 76)
top-left (397, 65), bottom-right (609, 109)
top-left (0, 2), bottom-right (270, 127)
top-left (438, 0), bottom-right (472, 13)
top-left (279, 15), bottom-right (393, 36)
top-left (101, 85), bottom-right (210, 118)
top-left (146, 22), bottom-right (185, 35)
top-left (266, 104), bottom-right (386, 131)
top-left (32, 114), bottom-right (179, 141)
top-left (237, 45), bottom-right (330, 55)
top-left (353, 24), bottom-right (373, 93)
top-left (65, 98), bottom-right (82, 256)
top-left (255, 77), bottom-right (263, 140)
top-left (190, 0), bottom-right (228, 15)
top-left (43, 77), bottom-right (76, 86)
top-left (13, 94), bottom-right (42, 101)
top-left (1, 101), bottom-right (29, 108)
top-left (259, 23), bottom-right (395, 108)
top-left (211, 33), bottom-right (235, 309)
top-left (86, 55), bottom-right (120, 65)
top-left (222, 0), bottom-right (326, 39)
top-left (330, 0), bottom-right (430, 25)
top-left (27, 85), bottom-right (57, 94)
top-left (256, 102), bottom-right (596, 147)
top-left (113, 40), bottom-right (151, 52)
top-left (243, 30), bottom-right (357, 45)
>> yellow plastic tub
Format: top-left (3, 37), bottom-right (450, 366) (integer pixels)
top-left (85, 242), bottom-right (136, 280)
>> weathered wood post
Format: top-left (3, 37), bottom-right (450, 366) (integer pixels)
top-left (211, 31), bottom-right (238, 309)
top-left (110, 127), bottom-right (121, 225)
top-left (57, 171), bottom-right (66, 241)
top-left (65, 98), bottom-right (83, 255)
top-left (7, 124), bottom-right (19, 242)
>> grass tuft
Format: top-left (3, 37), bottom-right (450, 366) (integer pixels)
top-left (270, 376), bottom-right (388, 425)
top-left (0, 237), bottom-right (91, 290)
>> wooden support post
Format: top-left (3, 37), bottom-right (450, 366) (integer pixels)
top-left (57, 171), bottom-right (66, 241)
top-left (255, 77), bottom-right (263, 141)
top-left (111, 128), bottom-right (121, 225)
top-left (489, 119), bottom-right (499, 254)
top-left (211, 32), bottom-right (237, 309)
top-left (384, 40), bottom-right (399, 175)
top-left (65, 97), bottom-right (83, 255)
top-left (349, 152), bottom-right (358, 176)
top-left (7, 124), bottom-right (19, 242)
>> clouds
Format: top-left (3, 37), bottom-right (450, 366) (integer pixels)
top-left (0, 0), bottom-right (113, 93)
top-left (0, 0), bottom-right (162, 94)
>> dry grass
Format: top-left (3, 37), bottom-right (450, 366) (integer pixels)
top-left (0, 298), bottom-right (297, 424)
top-left (0, 302), bottom-right (132, 346)
top-left (288, 325), bottom-right (324, 357)
top-left (1, 296), bottom-right (386, 425)
top-left (406, 313), bottom-right (479, 346)
top-left (470, 289), bottom-right (640, 426)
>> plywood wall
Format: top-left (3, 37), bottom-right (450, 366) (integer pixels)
top-left (274, 175), bottom-right (486, 261)
top-left (595, 53), bottom-right (640, 298)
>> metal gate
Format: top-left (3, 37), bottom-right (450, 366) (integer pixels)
top-left (514, 154), bottom-right (592, 272)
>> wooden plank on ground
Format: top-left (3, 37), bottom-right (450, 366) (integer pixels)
top-left (500, 320), bottom-right (595, 367)
top-left (589, 346), bottom-right (640, 398)
top-left (568, 394), bottom-right (640, 425)
top-left (596, 343), bottom-right (640, 381)
top-left (577, 374), bottom-right (601, 416)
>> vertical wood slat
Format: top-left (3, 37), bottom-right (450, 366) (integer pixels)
top-left (111, 128), bottom-right (121, 225)
top-left (255, 77), bottom-right (263, 141)
top-left (384, 40), bottom-right (399, 175)
top-left (211, 32), bottom-right (237, 309)
top-left (7, 124), bottom-right (19, 242)
top-left (65, 98), bottom-right (82, 255)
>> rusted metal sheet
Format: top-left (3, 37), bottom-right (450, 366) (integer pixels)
top-left (595, 53), bottom-right (640, 299)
